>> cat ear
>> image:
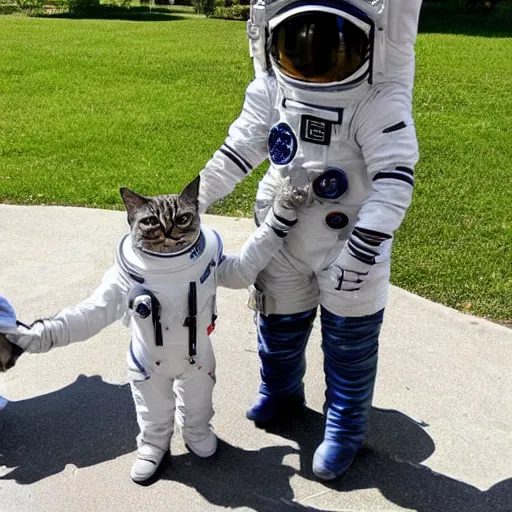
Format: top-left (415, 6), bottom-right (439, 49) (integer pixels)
top-left (119, 187), bottom-right (148, 223)
top-left (179, 176), bottom-right (200, 209)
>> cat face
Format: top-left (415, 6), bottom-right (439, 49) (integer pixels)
top-left (120, 176), bottom-right (201, 255)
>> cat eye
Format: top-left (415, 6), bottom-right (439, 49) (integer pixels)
top-left (140, 216), bottom-right (159, 227)
top-left (176, 213), bottom-right (193, 226)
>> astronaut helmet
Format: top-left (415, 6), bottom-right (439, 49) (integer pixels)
top-left (247, 0), bottom-right (422, 91)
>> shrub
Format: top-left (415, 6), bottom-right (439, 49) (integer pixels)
top-left (423, 0), bottom-right (510, 12)
top-left (213, 4), bottom-right (248, 18)
top-left (213, 0), bottom-right (249, 19)
top-left (66, 0), bottom-right (99, 13)
top-left (15, 0), bottom-right (45, 10)
top-left (489, 0), bottom-right (512, 20)
top-left (192, 0), bottom-right (214, 15)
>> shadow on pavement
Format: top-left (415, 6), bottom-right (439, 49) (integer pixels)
top-left (1, 377), bottom-right (511, 512)
top-left (261, 407), bottom-right (512, 512)
top-left (0, 375), bottom-right (138, 485)
top-left (166, 442), bottom-right (324, 512)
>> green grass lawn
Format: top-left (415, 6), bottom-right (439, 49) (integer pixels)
top-left (0, 8), bottom-right (511, 321)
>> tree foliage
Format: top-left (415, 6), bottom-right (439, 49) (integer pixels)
top-left (426, 0), bottom-right (510, 13)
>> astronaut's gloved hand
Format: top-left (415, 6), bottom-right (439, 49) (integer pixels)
top-left (269, 176), bottom-right (310, 223)
top-left (328, 245), bottom-right (372, 293)
top-left (323, 227), bottom-right (392, 293)
top-left (263, 177), bottom-right (310, 238)
top-left (6, 320), bottom-right (59, 354)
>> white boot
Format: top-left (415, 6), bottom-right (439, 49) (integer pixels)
top-left (184, 428), bottom-right (217, 458)
top-left (130, 443), bottom-right (167, 484)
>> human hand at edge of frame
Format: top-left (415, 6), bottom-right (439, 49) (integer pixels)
top-left (0, 296), bottom-right (26, 372)
top-left (0, 332), bottom-right (24, 373)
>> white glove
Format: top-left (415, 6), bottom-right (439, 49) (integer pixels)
top-left (266, 176), bottom-right (310, 228)
top-left (324, 227), bottom-right (392, 293)
top-left (326, 245), bottom-right (371, 293)
top-left (7, 319), bottom-right (68, 354)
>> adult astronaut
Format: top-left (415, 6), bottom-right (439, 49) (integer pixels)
top-left (197, 0), bottom-right (422, 480)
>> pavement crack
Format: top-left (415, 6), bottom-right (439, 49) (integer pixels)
top-left (296, 489), bottom-right (332, 504)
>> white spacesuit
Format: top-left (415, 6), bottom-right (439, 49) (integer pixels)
top-left (197, 0), bottom-right (422, 480)
top-left (8, 210), bottom-right (297, 483)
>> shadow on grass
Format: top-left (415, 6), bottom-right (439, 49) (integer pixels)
top-left (419, 4), bottom-right (512, 37)
top-left (40, 5), bottom-right (189, 21)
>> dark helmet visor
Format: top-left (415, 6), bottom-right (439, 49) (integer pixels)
top-left (270, 12), bottom-right (370, 84)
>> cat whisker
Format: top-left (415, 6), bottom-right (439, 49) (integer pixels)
top-left (164, 238), bottom-right (186, 247)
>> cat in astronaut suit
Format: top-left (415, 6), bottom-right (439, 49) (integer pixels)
top-left (197, 0), bottom-right (423, 480)
top-left (1, 175), bottom-right (309, 484)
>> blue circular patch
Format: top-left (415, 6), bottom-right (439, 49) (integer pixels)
top-left (268, 123), bottom-right (298, 166)
top-left (313, 168), bottom-right (349, 200)
top-left (325, 211), bottom-right (349, 230)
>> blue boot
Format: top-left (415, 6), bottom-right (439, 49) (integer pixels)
top-left (246, 389), bottom-right (306, 423)
top-left (246, 309), bottom-right (316, 424)
top-left (312, 307), bottom-right (384, 480)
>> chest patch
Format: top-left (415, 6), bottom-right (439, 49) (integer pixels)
top-left (268, 122), bottom-right (298, 166)
top-left (300, 115), bottom-right (332, 146)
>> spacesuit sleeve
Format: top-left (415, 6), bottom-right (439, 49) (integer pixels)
top-left (198, 75), bottom-right (275, 213)
top-left (355, 86), bottom-right (419, 236)
top-left (215, 214), bottom-right (290, 289)
top-left (13, 266), bottom-right (128, 353)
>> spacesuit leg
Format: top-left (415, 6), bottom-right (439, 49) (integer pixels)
top-left (130, 372), bottom-right (175, 482)
top-left (174, 340), bottom-right (217, 458)
top-left (246, 245), bottom-right (319, 423)
top-left (246, 308), bottom-right (317, 423)
top-left (312, 306), bottom-right (384, 480)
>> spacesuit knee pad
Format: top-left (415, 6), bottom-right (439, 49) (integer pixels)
top-left (175, 376), bottom-right (215, 436)
top-left (177, 406), bottom-right (214, 442)
top-left (320, 307), bottom-right (383, 363)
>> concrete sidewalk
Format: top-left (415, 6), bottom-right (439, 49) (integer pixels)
top-left (0, 204), bottom-right (511, 512)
